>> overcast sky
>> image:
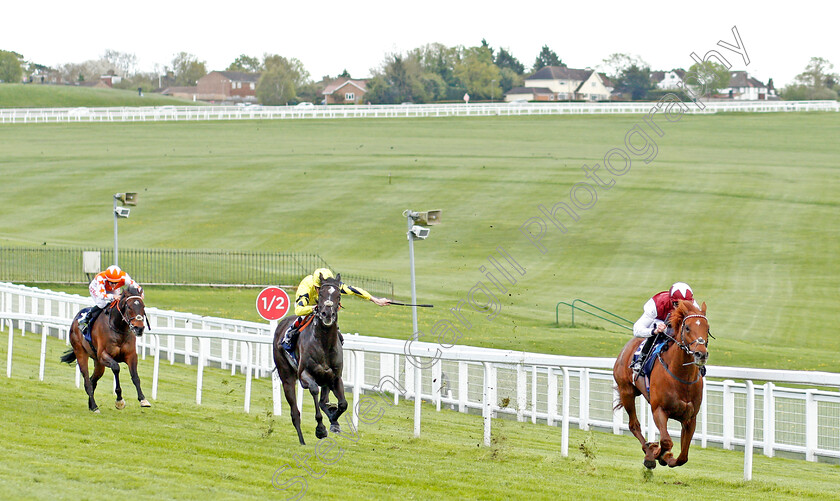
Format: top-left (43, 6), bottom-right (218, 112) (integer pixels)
top-left (4, 1), bottom-right (836, 87)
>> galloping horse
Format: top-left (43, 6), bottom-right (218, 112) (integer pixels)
top-left (273, 274), bottom-right (347, 445)
top-left (613, 300), bottom-right (710, 468)
top-left (60, 284), bottom-right (151, 412)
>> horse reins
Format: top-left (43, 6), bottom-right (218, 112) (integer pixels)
top-left (656, 313), bottom-right (710, 385)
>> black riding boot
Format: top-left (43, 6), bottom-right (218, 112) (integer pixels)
top-left (80, 305), bottom-right (103, 335)
top-left (632, 331), bottom-right (662, 377)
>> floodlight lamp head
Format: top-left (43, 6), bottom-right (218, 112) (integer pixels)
top-left (409, 225), bottom-right (430, 240)
top-left (114, 207), bottom-right (131, 218)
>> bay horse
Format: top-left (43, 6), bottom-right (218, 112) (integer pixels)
top-left (60, 284), bottom-right (151, 412)
top-left (273, 274), bottom-right (348, 445)
top-left (613, 300), bottom-right (710, 468)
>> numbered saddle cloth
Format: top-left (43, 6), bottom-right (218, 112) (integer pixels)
top-left (74, 307), bottom-right (94, 345)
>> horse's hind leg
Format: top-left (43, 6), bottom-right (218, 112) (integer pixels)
top-left (301, 371), bottom-right (327, 439)
top-left (666, 417), bottom-right (697, 467)
top-left (88, 362), bottom-right (106, 413)
top-left (618, 384), bottom-right (658, 468)
top-left (282, 379), bottom-right (306, 445)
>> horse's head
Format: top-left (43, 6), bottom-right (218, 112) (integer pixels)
top-left (119, 284), bottom-right (147, 337)
top-left (670, 300), bottom-right (710, 367)
top-left (316, 274), bottom-right (341, 328)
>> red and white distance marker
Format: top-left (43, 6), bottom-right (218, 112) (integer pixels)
top-left (256, 287), bottom-right (291, 321)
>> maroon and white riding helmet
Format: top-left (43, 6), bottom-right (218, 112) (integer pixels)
top-left (669, 282), bottom-right (694, 302)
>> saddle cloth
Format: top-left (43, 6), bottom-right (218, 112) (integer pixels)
top-left (74, 307), bottom-right (94, 345)
top-left (632, 339), bottom-right (667, 378)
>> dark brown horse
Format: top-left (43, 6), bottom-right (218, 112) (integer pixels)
top-left (613, 300), bottom-right (710, 468)
top-left (60, 284), bottom-right (151, 412)
top-left (273, 274), bottom-right (347, 445)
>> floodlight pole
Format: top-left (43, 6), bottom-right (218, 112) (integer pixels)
top-left (113, 195), bottom-right (120, 266)
top-left (405, 210), bottom-right (422, 438)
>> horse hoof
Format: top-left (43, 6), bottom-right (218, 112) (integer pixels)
top-left (115, 399), bottom-right (126, 410)
top-left (315, 426), bottom-right (328, 439)
top-left (140, 399), bottom-right (151, 408)
top-left (657, 458), bottom-right (667, 466)
top-left (92, 408), bottom-right (101, 414)
top-left (644, 459), bottom-right (656, 470)
top-left (330, 423), bottom-right (341, 434)
top-left (327, 403), bottom-right (338, 412)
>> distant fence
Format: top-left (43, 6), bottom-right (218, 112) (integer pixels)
top-left (0, 100), bottom-right (837, 124)
top-left (0, 247), bottom-right (394, 297)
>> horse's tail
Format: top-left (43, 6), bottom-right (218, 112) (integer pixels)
top-left (613, 385), bottom-right (625, 412)
top-left (60, 349), bottom-right (77, 365)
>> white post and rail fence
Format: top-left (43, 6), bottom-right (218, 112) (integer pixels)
top-left (2, 282), bottom-right (839, 481)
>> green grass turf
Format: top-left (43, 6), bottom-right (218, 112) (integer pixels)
top-left (1, 113), bottom-right (839, 371)
top-left (1, 333), bottom-right (838, 500)
top-left (0, 83), bottom-right (202, 108)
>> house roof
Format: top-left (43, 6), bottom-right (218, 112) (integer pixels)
top-left (323, 77), bottom-right (368, 95)
top-left (651, 69), bottom-right (686, 83)
top-left (214, 71), bottom-right (261, 83)
top-left (574, 72), bottom-right (611, 93)
top-left (729, 71), bottom-right (765, 88)
top-left (527, 66), bottom-right (593, 82)
top-left (505, 86), bottom-right (552, 96)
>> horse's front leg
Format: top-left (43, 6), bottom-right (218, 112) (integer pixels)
top-left (666, 417), bottom-right (697, 467)
top-left (88, 361), bottom-right (106, 413)
top-left (324, 377), bottom-right (349, 434)
top-left (125, 350), bottom-right (151, 407)
top-left (651, 406), bottom-right (674, 467)
top-left (301, 371), bottom-right (327, 439)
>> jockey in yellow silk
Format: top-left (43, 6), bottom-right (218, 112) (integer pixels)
top-left (280, 268), bottom-right (390, 357)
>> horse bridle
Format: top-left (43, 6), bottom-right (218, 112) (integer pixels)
top-left (316, 284), bottom-right (341, 325)
top-left (116, 295), bottom-right (147, 332)
top-left (673, 314), bottom-right (710, 357)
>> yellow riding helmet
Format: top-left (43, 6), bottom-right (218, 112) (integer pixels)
top-left (312, 268), bottom-right (335, 286)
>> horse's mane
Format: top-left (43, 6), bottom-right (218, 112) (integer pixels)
top-left (125, 284), bottom-right (143, 297)
top-left (669, 300), bottom-right (702, 330)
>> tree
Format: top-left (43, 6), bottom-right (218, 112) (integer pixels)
top-left (365, 53), bottom-right (432, 104)
top-left (172, 52), bottom-right (207, 86)
top-left (454, 45), bottom-right (501, 100)
top-left (495, 47), bottom-right (524, 75)
top-left (227, 54), bottom-right (262, 73)
top-left (600, 53), bottom-right (646, 82)
top-left (686, 61), bottom-right (731, 96)
top-left (0, 50), bottom-right (23, 83)
top-left (256, 54), bottom-right (309, 105)
top-left (615, 64), bottom-right (654, 100)
top-left (532, 45), bottom-right (564, 72)
top-left (103, 49), bottom-right (137, 76)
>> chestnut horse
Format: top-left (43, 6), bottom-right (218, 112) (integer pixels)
top-left (60, 284), bottom-right (151, 412)
top-left (613, 300), bottom-right (710, 468)
top-left (273, 274), bottom-right (347, 445)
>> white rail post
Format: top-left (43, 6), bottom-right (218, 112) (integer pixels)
top-left (394, 354), bottom-right (401, 405)
top-left (354, 351), bottom-right (362, 430)
top-left (414, 361), bottom-right (421, 438)
top-left (701, 382), bottom-right (708, 448)
top-left (6, 319), bottom-right (13, 378)
top-left (531, 365), bottom-right (538, 424)
top-left (561, 367), bottom-right (570, 457)
top-left (547, 367), bottom-right (557, 427)
top-left (75, 364), bottom-right (81, 388)
top-left (482, 362), bottom-right (492, 446)
top-left (744, 380), bottom-right (755, 481)
top-left (516, 363), bottom-right (526, 422)
top-left (458, 361), bottom-right (468, 413)
top-left (167, 317), bottom-right (175, 365)
top-left (244, 342), bottom-right (253, 413)
top-left (723, 380), bottom-right (735, 450)
top-left (196, 337), bottom-right (205, 405)
top-left (272, 364), bottom-right (282, 416)
top-left (579, 368), bottom-right (590, 431)
top-left (805, 390), bottom-right (818, 462)
top-left (152, 334), bottom-right (160, 400)
top-left (763, 382), bottom-right (775, 457)
top-left (432, 358), bottom-right (442, 412)
top-left (39, 328), bottom-right (48, 381)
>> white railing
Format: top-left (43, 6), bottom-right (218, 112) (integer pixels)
top-left (2, 282), bottom-right (839, 479)
top-left (0, 100), bottom-right (837, 124)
